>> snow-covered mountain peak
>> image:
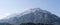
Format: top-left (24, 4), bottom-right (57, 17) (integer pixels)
top-left (21, 8), bottom-right (51, 16)
top-left (0, 8), bottom-right (60, 25)
top-left (30, 8), bottom-right (43, 12)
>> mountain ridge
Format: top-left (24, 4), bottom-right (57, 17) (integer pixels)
top-left (0, 8), bottom-right (60, 25)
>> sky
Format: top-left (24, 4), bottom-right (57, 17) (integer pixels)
top-left (0, 0), bottom-right (60, 19)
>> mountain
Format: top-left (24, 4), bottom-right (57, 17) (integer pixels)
top-left (7, 8), bottom-right (60, 25)
top-left (0, 8), bottom-right (60, 25)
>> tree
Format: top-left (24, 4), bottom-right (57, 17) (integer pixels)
top-left (20, 23), bottom-right (53, 25)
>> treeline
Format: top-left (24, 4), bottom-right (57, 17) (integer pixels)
top-left (20, 23), bottom-right (53, 25)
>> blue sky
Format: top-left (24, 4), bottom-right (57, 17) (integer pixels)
top-left (0, 0), bottom-right (60, 19)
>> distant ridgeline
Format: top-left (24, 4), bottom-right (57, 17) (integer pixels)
top-left (0, 8), bottom-right (60, 25)
top-left (0, 23), bottom-right (13, 25)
